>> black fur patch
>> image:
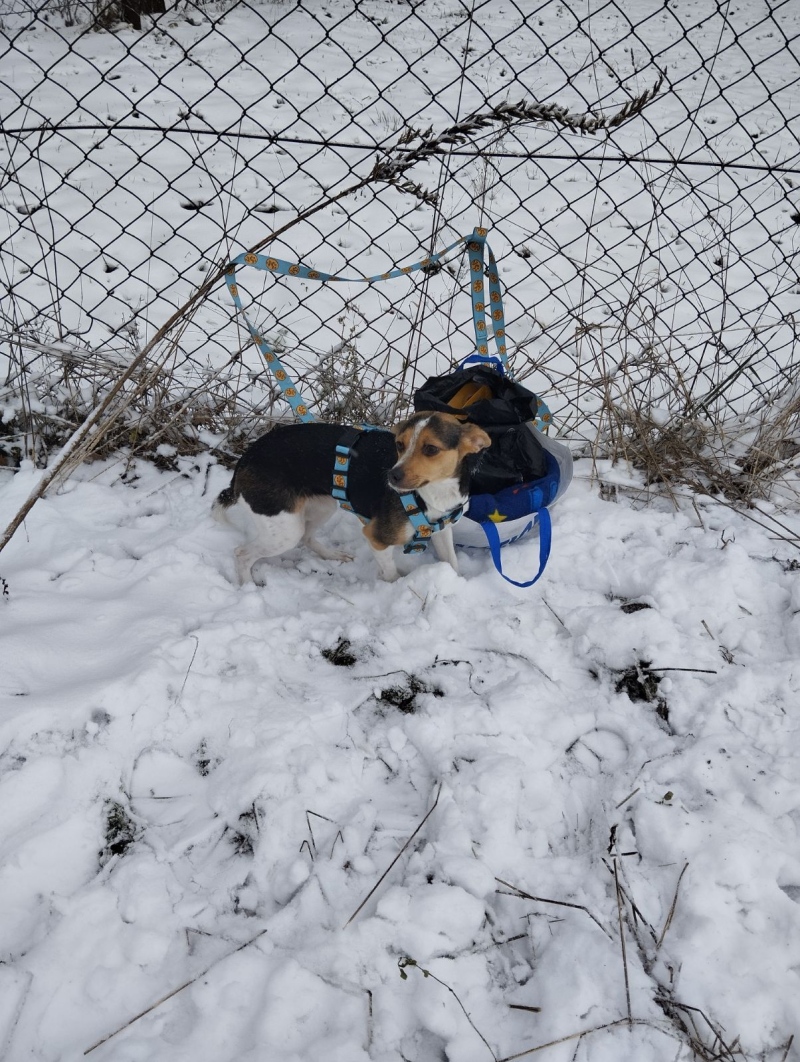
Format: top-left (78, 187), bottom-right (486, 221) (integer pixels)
top-left (223, 423), bottom-right (400, 521)
top-left (426, 413), bottom-right (462, 450)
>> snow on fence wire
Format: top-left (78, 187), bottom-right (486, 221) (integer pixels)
top-left (1, 0), bottom-right (799, 497)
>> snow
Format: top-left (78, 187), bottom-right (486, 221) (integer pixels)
top-left (3, 0), bottom-right (800, 1058)
top-left (1, 453), bottom-right (800, 1061)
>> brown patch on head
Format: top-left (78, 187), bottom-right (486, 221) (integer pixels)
top-left (388, 412), bottom-right (491, 491)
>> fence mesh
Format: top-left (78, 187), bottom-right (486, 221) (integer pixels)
top-left (2, 0), bottom-right (799, 488)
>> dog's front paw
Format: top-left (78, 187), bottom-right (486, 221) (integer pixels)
top-left (378, 568), bottom-right (401, 582)
top-left (372, 549), bottom-right (400, 581)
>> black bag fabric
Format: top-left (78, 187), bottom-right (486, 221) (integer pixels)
top-left (413, 366), bottom-right (548, 494)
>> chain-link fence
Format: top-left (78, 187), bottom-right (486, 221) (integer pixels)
top-left (2, 0), bottom-right (799, 486)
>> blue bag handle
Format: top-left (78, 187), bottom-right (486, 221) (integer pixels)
top-left (479, 507), bottom-right (552, 587)
top-left (458, 353), bottom-right (506, 375)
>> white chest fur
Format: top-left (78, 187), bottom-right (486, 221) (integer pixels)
top-left (415, 477), bottom-right (468, 519)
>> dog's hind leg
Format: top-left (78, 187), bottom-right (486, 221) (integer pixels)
top-left (233, 508), bottom-right (306, 583)
top-left (301, 496), bottom-right (353, 563)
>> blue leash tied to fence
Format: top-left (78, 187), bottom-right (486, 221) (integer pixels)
top-left (224, 227), bottom-right (554, 584)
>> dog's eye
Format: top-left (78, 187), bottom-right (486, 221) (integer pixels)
top-left (396, 440), bottom-right (405, 453)
top-left (422, 444), bottom-right (440, 457)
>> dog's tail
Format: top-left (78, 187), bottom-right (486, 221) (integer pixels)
top-left (212, 485), bottom-right (237, 522)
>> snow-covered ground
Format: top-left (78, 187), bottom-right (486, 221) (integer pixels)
top-left (2, 454), bottom-right (800, 1061)
top-left (3, 0), bottom-right (800, 1059)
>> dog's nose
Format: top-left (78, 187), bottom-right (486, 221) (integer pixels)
top-left (388, 465), bottom-right (404, 487)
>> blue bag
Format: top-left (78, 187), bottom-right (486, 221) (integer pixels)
top-left (414, 362), bottom-right (572, 587)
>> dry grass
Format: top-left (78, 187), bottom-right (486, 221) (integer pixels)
top-left (589, 355), bottom-right (800, 506)
top-left (4, 288), bottom-right (800, 511)
top-left (510, 276), bottom-right (800, 508)
top-left (0, 327), bottom-right (280, 471)
top-left (4, 311), bottom-right (800, 514)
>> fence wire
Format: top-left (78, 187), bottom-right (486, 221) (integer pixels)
top-left (1, 0), bottom-right (799, 483)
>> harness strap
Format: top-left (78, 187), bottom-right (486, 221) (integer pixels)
top-left (332, 428), bottom-right (463, 552)
top-left (400, 497), bottom-right (464, 554)
top-left (332, 426), bottom-right (364, 519)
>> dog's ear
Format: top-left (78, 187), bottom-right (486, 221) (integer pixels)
top-left (460, 423), bottom-right (492, 453)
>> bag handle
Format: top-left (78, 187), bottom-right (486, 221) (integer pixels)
top-left (479, 507), bottom-right (552, 587)
top-left (458, 353), bottom-right (506, 375)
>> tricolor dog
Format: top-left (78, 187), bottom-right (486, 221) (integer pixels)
top-left (214, 412), bottom-right (491, 582)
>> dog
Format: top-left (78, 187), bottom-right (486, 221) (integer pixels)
top-left (213, 412), bottom-right (491, 582)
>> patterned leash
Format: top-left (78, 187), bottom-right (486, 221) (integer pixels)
top-left (224, 226), bottom-right (550, 430)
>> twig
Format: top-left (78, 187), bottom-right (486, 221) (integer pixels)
top-left (613, 858), bottom-right (632, 1026)
top-left (490, 934), bottom-right (528, 948)
top-left (365, 989), bottom-right (373, 1053)
top-left (657, 862), bottom-right (689, 949)
top-left (84, 928), bottom-right (268, 1054)
top-left (344, 783), bottom-right (442, 927)
top-left (645, 667), bottom-right (718, 675)
top-left (176, 635), bottom-right (199, 705)
top-left (542, 597), bottom-right (568, 630)
top-left (496, 1018), bottom-right (652, 1061)
top-left (654, 999), bottom-right (739, 1062)
top-left (601, 859), bottom-right (657, 942)
top-left (399, 957), bottom-right (497, 1060)
top-left (305, 809), bottom-right (335, 855)
top-left (330, 830), bottom-right (344, 859)
top-left (495, 877), bottom-right (611, 938)
top-left (615, 787), bottom-right (640, 809)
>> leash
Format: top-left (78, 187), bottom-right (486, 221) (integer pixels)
top-left (225, 232), bottom-right (470, 421)
top-left (224, 227), bottom-right (540, 417)
top-left (225, 228), bottom-right (551, 429)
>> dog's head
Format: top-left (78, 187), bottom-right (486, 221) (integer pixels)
top-left (387, 412), bottom-right (491, 492)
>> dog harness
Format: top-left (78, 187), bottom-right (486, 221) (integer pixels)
top-left (332, 426), bottom-right (464, 554)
